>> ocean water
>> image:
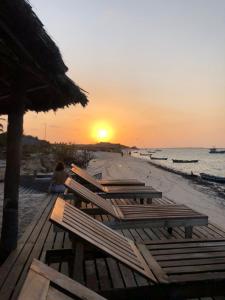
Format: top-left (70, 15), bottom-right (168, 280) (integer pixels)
top-left (133, 148), bottom-right (225, 177)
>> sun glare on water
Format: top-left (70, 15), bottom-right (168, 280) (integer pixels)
top-left (92, 122), bottom-right (113, 142)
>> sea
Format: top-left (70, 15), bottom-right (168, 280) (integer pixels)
top-left (132, 148), bottom-right (225, 178)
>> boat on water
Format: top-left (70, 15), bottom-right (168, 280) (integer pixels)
top-left (140, 153), bottom-right (151, 156)
top-left (172, 159), bottom-right (199, 163)
top-left (209, 147), bottom-right (225, 154)
top-left (200, 173), bottom-right (225, 183)
top-left (151, 157), bottom-right (168, 160)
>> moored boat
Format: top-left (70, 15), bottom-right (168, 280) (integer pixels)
top-left (209, 147), bottom-right (225, 154)
top-left (200, 173), bottom-right (225, 183)
top-left (172, 159), bottom-right (199, 163)
top-left (151, 157), bottom-right (168, 160)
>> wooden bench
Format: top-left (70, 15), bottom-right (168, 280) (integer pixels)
top-left (66, 177), bottom-right (161, 204)
top-left (71, 164), bottom-right (145, 187)
top-left (63, 181), bottom-right (208, 238)
top-left (48, 200), bottom-right (225, 299)
top-left (18, 259), bottom-right (107, 300)
top-left (70, 166), bottom-right (161, 202)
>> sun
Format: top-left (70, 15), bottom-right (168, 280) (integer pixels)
top-left (97, 129), bottom-right (108, 140)
top-left (91, 122), bottom-right (113, 142)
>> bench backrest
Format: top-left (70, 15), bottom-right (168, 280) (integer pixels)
top-left (71, 165), bottom-right (104, 191)
top-left (50, 197), bottom-right (156, 282)
top-left (65, 177), bottom-right (119, 219)
top-left (18, 259), bottom-right (107, 300)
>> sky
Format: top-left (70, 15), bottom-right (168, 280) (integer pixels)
top-left (23, 0), bottom-right (225, 147)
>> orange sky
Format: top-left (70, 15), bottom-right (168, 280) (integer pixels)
top-left (22, 1), bottom-right (225, 148)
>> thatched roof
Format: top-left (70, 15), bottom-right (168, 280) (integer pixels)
top-left (0, 0), bottom-right (88, 114)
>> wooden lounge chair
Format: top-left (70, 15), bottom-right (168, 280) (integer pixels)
top-left (67, 175), bottom-right (162, 203)
top-left (64, 179), bottom-right (208, 238)
top-left (18, 259), bottom-right (106, 300)
top-left (71, 164), bottom-right (145, 186)
top-left (49, 199), bottom-right (225, 299)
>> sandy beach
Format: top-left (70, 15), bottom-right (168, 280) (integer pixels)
top-left (0, 183), bottom-right (48, 238)
top-left (1, 150), bottom-right (225, 238)
top-left (88, 151), bottom-right (225, 229)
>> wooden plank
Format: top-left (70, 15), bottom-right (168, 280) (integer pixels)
top-left (150, 245), bottom-right (225, 255)
top-left (40, 225), bottom-right (55, 262)
top-left (100, 189), bottom-right (162, 199)
top-left (118, 264), bottom-right (137, 288)
top-left (155, 251), bottom-right (225, 261)
top-left (11, 213), bottom-right (53, 299)
top-left (96, 258), bottom-right (112, 290)
top-left (106, 258), bottom-right (124, 289)
top-left (170, 271), bottom-right (225, 282)
top-left (160, 257), bottom-right (225, 268)
top-left (62, 212), bottom-right (152, 271)
top-left (99, 179), bottom-right (145, 186)
top-left (137, 244), bottom-right (168, 283)
top-left (164, 263), bottom-right (225, 275)
top-left (0, 194), bottom-right (55, 289)
top-left (47, 286), bottom-right (72, 300)
top-left (18, 259), bottom-right (107, 300)
top-left (63, 209), bottom-right (136, 255)
top-left (0, 195), bottom-right (56, 300)
top-left (65, 179), bottom-right (119, 219)
top-left (18, 269), bottom-right (49, 300)
top-left (147, 239), bottom-right (225, 250)
top-left (71, 165), bottom-right (104, 191)
top-left (85, 260), bottom-right (99, 291)
top-left (72, 241), bottom-right (84, 284)
top-left (143, 228), bottom-right (160, 240)
top-left (71, 165), bottom-right (150, 193)
top-left (50, 198), bottom-right (157, 282)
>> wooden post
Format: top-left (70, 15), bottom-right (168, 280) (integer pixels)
top-left (0, 77), bottom-right (25, 262)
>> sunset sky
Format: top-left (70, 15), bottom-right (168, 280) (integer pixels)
top-left (23, 0), bottom-right (225, 147)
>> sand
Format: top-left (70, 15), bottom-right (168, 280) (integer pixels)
top-left (88, 151), bottom-right (225, 229)
top-left (0, 183), bottom-right (47, 238)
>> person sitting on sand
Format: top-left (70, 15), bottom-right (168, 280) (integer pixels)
top-left (49, 162), bottom-right (68, 193)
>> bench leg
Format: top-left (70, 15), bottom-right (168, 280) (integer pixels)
top-left (72, 240), bottom-right (84, 283)
top-left (185, 226), bottom-right (193, 238)
top-left (168, 227), bottom-right (173, 234)
top-left (146, 198), bottom-right (152, 204)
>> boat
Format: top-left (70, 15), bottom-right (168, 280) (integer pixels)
top-left (200, 173), bottom-right (225, 183)
top-left (172, 159), bottom-right (199, 163)
top-left (151, 157), bottom-right (168, 160)
top-left (209, 147), bottom-right (225, 154)
top-left (140, 153), bottom-right (151, 156)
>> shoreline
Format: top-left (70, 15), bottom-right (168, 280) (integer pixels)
top-left (88, 151), bottom-right (225, 228)
top-left (147, 160), bottom-right (225, 200)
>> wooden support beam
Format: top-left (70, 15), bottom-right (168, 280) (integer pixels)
top-left (0, 73), bottom-right (25, 262)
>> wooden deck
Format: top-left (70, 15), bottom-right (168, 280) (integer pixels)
top-left (1, 194), bottom-right (225, 299)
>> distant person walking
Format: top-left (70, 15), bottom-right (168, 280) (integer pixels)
top-left (49, 161), bottom-right (68, 193)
